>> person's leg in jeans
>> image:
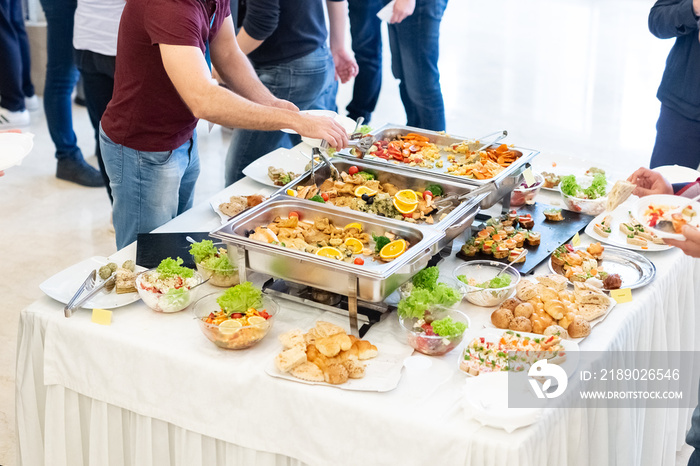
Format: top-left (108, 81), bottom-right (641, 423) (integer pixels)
top-left (75, 49), bottom-right (115, 201)
top-left (100, 125), bottom-right (200, 249)
top-left (387, 0), bottom-right (448, 131)
top-left (650, 104), bottom-right (700, 170)
top-left (8, 0), bottom-right (34, 100)
top-left (0, 0), bottom-right (29, 123)
top-left (225, 46), bottom-right (335, 185)
top-left (346, 0), bottom-right (383, 123)
top-left (40, 0), bottom-right (103, 186)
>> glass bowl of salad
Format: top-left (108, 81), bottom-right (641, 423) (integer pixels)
top-left (136, 258), bottom-right (205, 313)
top-left (454, 260), bottom-right (520, 307)
top-left (510, 173), bottom-right (544, 207)
top-left (189, 239), bottom-right (239, 287)
top-left (192, 282), bottom-right (278, 350)
top-left (559, 174), bottom-right (608, 216)
top-left (399, 309), bottom-right (470, 356)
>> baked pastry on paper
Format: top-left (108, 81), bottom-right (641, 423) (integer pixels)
top-left (606, 180), bottom-right (636, 212)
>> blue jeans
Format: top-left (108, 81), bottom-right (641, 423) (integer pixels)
top-left (225, 44), bottom-right (337, 186)
top-left (0, 0), bottom-right (35, 111)
top-left (39, 0), bottom-right (82, 160)
top-left (347, 0), bottom-right (448, 131)
top-left (99, 125), bottom-right (200, 249)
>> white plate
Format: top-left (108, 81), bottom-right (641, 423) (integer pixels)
top-left (281, 110), bottom-right (357, 147)
top-left (459, 327), bottom-right (580, 376)
top-left (265, 343), bottom-right (413, 392)
top-left (241, 147), bottom-right (309, 188)
top-left (40, 256), bottom-right (146, 309)
top-left (584, 201), bottom-right (672, 251)
top-left (632, 194), bottom-right (700, 241)
top-left (0, 132), bottom-right (33, 171)
top-left (653, 165), bottom-right (700, 184)
top-left (208, 185), bottom-right (274, 224)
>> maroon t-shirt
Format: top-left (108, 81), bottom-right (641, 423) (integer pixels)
top-left (101, 0), bottom-right (230, 151)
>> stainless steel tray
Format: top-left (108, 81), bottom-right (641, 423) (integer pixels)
top-left (210, 197), bottom-right (444, 302)
top-left (336, 124), bottom-right (539, 208)
top-left (277, 157), bottom-right (485, 250)
top-left (548, 245), bottom-right (656, 290)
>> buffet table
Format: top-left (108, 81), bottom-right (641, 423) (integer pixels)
top-left (15, 177), bottom-right (700, 466)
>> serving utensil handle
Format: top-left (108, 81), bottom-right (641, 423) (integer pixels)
top-left (65, 276), bottom-right (115, 317)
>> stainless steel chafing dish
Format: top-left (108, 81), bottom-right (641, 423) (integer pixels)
top-left (336, 124), bottom-right (539, 208)
top-left (210, 197), bottom-right (444, 304)
top-left (276, 157), bottom-right (485, 251)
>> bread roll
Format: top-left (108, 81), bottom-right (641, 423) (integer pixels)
top-left (491, 308), bottom-right (514, 329)
top-left (567, 316), bottom-right (591, 338)
top-left (530, 308), bottom-right (554, 334)
top-left (544, 325), bottom-right (568, 339)
top-left (514, 302), bottom-right (534, 319)
top-left (516, 280), bottom-right (538, 301)
top-left (558, 312), bottom-right (576, 330)
top-left (500, 297), bottom-right (523, 311)
top-left (315, 336), bottom-right (341, 358)
top-left (290, 362), bottom-right (324, 382)
top-left (279, 329), bottom-right (305, 349)
top-left (355, 340), bottom-right (378, 360)
top-left (324, 363), bottom-right (349, 384)
top-left (275, 346), bottom-right (307, 373)
top-left (509, 316), bottom-right (533, 332)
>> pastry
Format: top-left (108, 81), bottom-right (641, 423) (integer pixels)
top-left (530, 308), bottom-right (554, 334)
top-left (558, 312), bottom-right (576, 330)
top-left (603, 273), bottom-right (622, 290)
top-left (586, 242), bottom-right (604, 259)
top-left (544, 325), bottom-right (568, 339)
top-left (518, 214), bottom-right (534, 229)
top-left (275, 346), bottom-right (307, 373)
top-left (316, 332), bottom-right (352, 357)
top-left (500, 297), bottom-right (522, 311)
top-left (536, 284), bottom-right (559, 302)
top-left (342, 359), bottom-right (366, 379)
top-left (493, 244), bottom-right (509, 259)
top-left (115, 267), bottom-right (137, 294)
top-left (527, 231), bottom-right (541, 246)
top-left (543, 208), bottom-right (564, 221)
top-left (491, 308), bottom-right (514, 329)
top-left (543, 299), bottom-right (566, 320)
top-left (355, 340), bottom-right (378, 360)
top-left (536, 274), bottom-right (568, 292)
top-left (324, 363), bottom-right (349, 385)
top-left (314, 321), bottom-right (346, 339)
top-left (508, 248), bottom-right (527, 263)
top-left (606, 180), bottom-right (636, 212)
top-left (593, 222), bottom-right (612, 238)
top-left (512, 232), bottom-right (525, 248)
top-left (279, 329), bottom-right (305, 350)
top-left (509, 316), bottom-right (533, 332)
top-left (567, 316), bottom-right (591, 338)
top-left (514, 302), bottom-right (534, 319)
top-left (577, 303), bottom-right (608, 321)
top-left (290, 362), bottom-right (325, 382)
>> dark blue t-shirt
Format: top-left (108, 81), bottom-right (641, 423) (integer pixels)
top-left (244, 0), bottom-right (341, 66)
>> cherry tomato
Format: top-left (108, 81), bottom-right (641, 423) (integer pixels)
top-left (565, 244), bottom-right (575, 253)
top-left (348, 166), bottom-right (359, 175)
top-left (232, 313), bottom-right (243, 319)
top-left (354, 257), bottom-right (364, 265)
top-left (423, 190), bottom-right (433, 199)
top-left (321, 192), bottom-right (329, 202)
top-left (260, 311), bottom-right (270, 319)
top-left (288, 211), bottom-right (300, 219)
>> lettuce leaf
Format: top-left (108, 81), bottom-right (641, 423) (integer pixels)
top-left (397, 283), bottom-right (461, 319)
top-left (431, 316), bottom-right (467, 337)
top-left (411, 266), bottom-right (439, 290)
top-left (201, 254), bottom-right (236, 274)
top-left (559, 175), bottom-right (580, 197)
top-left (189, 240), bottom-right (216, 263)
top-left (583, 173), bottom-right (607, 199)
top-left (216, 282), bottom-right (263, 316)
top-left (156, 257), bottom-right (194, 279)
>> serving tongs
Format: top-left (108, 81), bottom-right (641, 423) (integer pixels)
top-left (63, 269), bottom-right (97, 317)
top-left (432, 183), bottom-right (497, 217)
top-left (314, 139), bottom-right (341, 181)
top-left (64, 273), bottom-right (116, 317)
top-left (470, 129), bottom-right (508, 152)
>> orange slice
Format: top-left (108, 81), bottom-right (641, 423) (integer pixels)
top-left (285, 188), bottom-right (297, 197)
top-left (344, 222), bottom-right (363, 232)
top-left (379, 239), bottom-right (407, 260)
top-left (393, 198), bottom-right (417, 214)
top-left (354, 186), bottom-right (378, 197)
top-left (394, 189), bottom-right (418, 205)
top-left (344, 237), bottom-right (364, 254)
top-left (316, 247), bottom-right (344, 260)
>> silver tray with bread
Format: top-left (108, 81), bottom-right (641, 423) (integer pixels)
top-left (336, 124), bottom-right (539, 208)
top-left (210, 197), bottom-right (444, 303)
top-left (278, 157), bottom-right (486, 251)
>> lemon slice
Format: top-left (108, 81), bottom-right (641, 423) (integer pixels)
top-left (344, 237), bottom-right (364, 254)
top-left (316, 246), bottom-right (344, 260)
top-left (354, 186), bottom-right (378, 197)
top-left (344, 222), bottom-right (363, 232)
top-left (285, 189), bottom-right (297, 197)
top-left (247, 315), bottom-right (269, 328)
top-left (218, 319), bottom-right (243, 335)
top-left (393, 198), bottom-right (417, 214)
top-left (394, 189), bottom-right (418, 205)
top-left (380, 239), bottom-right (407, 260)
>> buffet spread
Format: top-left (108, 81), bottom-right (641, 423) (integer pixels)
top-left (23, 123), bottom-right (700, 466)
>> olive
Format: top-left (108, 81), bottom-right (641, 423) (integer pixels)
top-left (366, 196), bottom-right (375, 205)
top-left (361, 194), bottom-right (369, 201)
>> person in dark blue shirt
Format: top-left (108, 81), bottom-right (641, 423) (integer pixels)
top-left (649, 0), bottom-right (700, 170)
top-left (224, 0), bottom-right (357, 186)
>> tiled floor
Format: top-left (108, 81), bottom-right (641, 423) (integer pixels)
top-left (0, 0), bottom-right (694, 464)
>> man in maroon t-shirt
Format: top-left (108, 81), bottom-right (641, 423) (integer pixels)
top-left (100, 0), bottom-right (348, 248)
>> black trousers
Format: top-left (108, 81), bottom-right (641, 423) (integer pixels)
top-left (74, 48), bottom-right (115, 202)
top-left (650, 104), bottom-right (700, 170)
top-left (0, 0), bottom-right (34, 111)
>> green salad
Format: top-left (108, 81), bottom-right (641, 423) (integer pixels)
top-left (560, 173), bottom-right (607, 200)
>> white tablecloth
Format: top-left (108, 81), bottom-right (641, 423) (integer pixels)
top-left (15, 179), bottom-right (700, 466)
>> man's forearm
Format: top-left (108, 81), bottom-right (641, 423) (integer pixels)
top-left (215, 48), bottom-right (277, 106)
top-left (327, 1), bottom-right (348, 52)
